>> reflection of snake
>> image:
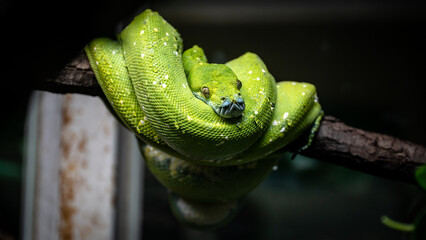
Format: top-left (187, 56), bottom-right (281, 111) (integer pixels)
top-left (85, 9), bottom-right (322, 229)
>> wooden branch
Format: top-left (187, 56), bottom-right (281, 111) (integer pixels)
top-left (300, 116), bottom-right (426, 183)
top-left (39, 52), bottom-right (101, 96)
top-left (38, 52), bottom-right (426, 184)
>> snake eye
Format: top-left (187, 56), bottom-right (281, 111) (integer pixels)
top-left (236, 79), bottom-right (242, 90)
top-left (201, 86), bottom-right (210, 98)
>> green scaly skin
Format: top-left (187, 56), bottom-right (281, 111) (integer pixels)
top-left (85, 9), bottom-right (323, 229)
top-left (119, 11), bottom-right (276, 163)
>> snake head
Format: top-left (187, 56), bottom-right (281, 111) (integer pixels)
top-left (189, 64), bottom-right (245, 118)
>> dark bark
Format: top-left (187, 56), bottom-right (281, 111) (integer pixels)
top-left (39, 52), bottom-right (101, 96)
top-left (35, 52), bottom-right (426, 184)
top-left (301, 116), bottom-right (426, 183)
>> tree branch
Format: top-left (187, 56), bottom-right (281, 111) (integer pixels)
top-left (301, 116), bottom-right (426, 183)
top-left (39, 52), bottom-right (102, 96)
top-left (38, 52), bottom-right (426, 184)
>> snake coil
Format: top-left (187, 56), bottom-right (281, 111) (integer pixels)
top-left (85, 9), bottom-right (322, 229)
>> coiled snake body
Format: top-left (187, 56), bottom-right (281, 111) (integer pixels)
top-left (85, 9), bottom-right (322, 229)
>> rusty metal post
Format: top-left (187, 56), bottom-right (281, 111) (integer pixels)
top-left (22, 91), bottom-right (138, 240)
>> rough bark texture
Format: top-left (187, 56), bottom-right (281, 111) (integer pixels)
top-left (39, 52), bottom-right (101, 96)
top-left (301, 116), bottom-right (426, 183)
top-left (35, 52), bottom-right (426, 184)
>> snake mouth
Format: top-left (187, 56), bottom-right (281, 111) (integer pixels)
top-left (217, 97), bottom-right (245, 118)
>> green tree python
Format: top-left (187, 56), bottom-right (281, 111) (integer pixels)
top-left (85, 9), bottom-right (323, 229)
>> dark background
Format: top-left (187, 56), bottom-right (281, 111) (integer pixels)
top-left (1, 0), bottom-right (426, 239)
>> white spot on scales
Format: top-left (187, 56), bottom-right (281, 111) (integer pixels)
top-left (283, 112), bottom-right (289, 119)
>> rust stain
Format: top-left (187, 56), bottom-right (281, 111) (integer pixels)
top-left (60, 94), bottom-right (78, 240)
top-left (59, 162), bottom-right (76, 240)
top-left (78, 131), bottom-right (87, 152)
top-left (62, 132), bottom-right (77, 160)
top-left (62, 94), bottom-right (73, 160)
top-left (62, 140), bottom-right (71, 160)
top-left (62, 94), bottom-right (73, 127)
top-left (81, 158), bottom-right (88, 169)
